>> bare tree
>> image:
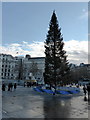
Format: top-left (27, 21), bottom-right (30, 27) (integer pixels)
top-left (29, 61), bottom-right (39, 76)
top-left (14, 59), bottom-right (26, 81)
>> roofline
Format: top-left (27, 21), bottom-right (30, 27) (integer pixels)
top-left (29, 57), bottom-right (45, 59)
top-left (0, 53), bottom-right (14, 58)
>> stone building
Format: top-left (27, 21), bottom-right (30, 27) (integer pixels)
top-left (1, 53), bottom-right (90, 84)
top-left (0, 54), bottom-right (16, 79)
top-left (23, 55), bottom-right (45, 83)
top-left (0, 54), bottom-right (45, 84)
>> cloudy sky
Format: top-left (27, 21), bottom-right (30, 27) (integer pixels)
top-left (1, 2), bottom-right (88, 65)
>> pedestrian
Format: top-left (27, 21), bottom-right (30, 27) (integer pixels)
top-left (8, 83), bottom-right (10, 91)
top-left (27, 82), bottom-right (29, 87)
top-left (84, 96), bottom-right (87, 101)
top-left (51, 85), bottom-right (56, 95)
top-left (2, 83), bottom-right (5, 91)
top-left (83, 85), bottom-right (87, 96)
top-left (87, 83), bottom-right (90, 101)
top-left (14, 83), bottom-right (17, 90)
top-left (10, 83), bottom-right (13, 91)
top-left (29, 82), bottom-right (31, 87)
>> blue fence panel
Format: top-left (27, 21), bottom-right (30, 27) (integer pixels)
top-left (33, 88), bottom-right (42, 92)
top-left (56, 90), bottom-right (70, 95)
top-left (42, 89), bottom-right (54, 94)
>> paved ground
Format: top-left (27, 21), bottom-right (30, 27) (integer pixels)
top-left (2, 86), bottom-right (88, 118)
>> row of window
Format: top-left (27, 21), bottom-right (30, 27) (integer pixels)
top-left (2, 69), bottom-right (11, 72)
top-left (1, 58), bottom-right (12, 61)
top-left (1, 77), bottom-right (13, 79)
top-left (2, 65), bottom-right (13, 68)
top-left (1, 73), bottom-right (13, 77)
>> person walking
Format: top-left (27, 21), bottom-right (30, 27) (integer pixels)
top-left (83, 85), bottom-right (87, 96)
top-left (8, 83), bottom-right (10, 91)
top-left (2, 83), bottom-right (5, 91)
top-left (14, 83), bottom-right (17, 90)
top-left (51, 85), bottom-right (56, 95)
top-left (87, 83), bottom-right (90, 102)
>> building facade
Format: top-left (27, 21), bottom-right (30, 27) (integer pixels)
top-left (0, 54), bottom-right (45, 83)
top-left (0, 54), bottom-right (16, 79)
top-left (0, 53), bottom-right (90, 84)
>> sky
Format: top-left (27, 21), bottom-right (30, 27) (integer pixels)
top-left (1, 2), bottom-right (88, 65)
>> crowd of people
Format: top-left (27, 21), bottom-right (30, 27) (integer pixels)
top-left (24, 82), bottom-right (38, 87)
top-left (2, 81), bottom-right (90, 101)
top-left (2, 81), bottom-right (38, 92)
top-left (2, 83), bottom-right (17, 91)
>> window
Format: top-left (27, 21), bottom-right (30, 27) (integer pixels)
top-left (2, 65), bottom-right (4, 67)
top-left (5, 73), bottom-right (6, 76)
top-left (5, 69), bottom-right (7, 72)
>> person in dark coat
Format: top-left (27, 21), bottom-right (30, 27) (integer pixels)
top-left (27, 82), bottom-right (29, 87)
top-left (87, 83), bottom-right (90, 101)
top-left (29, 82), bottom-right (31, 87)
top-left (2, 84), bottom-right (5, 91)
top-left (24, 82), bottom-right (26, 87)
top-left (14, 83), bottom-right (17, 90)
top-left (8, 83), bottom-right (10, 91)
top-left (83, 85), bottom-right (87, 96)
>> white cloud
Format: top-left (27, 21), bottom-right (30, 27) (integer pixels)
top-left (64, 40), bottom-right (88, 64)
top-left (0, 41), bottom-right (45, 57)
top-left (0, 40), bottom-right (88, 65)
top-left (26, 41), bottom-right (45, 57)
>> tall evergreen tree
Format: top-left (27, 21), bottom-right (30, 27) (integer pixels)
top-left (44, 11), bottom-right (70, 87)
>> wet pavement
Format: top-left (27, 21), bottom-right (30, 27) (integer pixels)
top-left (2, 86), bottom-right (88, 118)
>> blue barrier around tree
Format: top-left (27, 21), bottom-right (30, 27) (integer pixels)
top-left (56, 90), bottom-right (70, 95)
top-left (33, 87), bottom-right (80, 95)
top-left (33, 88), bottom-right (43, 92)
top-left (67, 90), bottom-right (80, 94)
top-left (41, 89), bottom-right (55, 94)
